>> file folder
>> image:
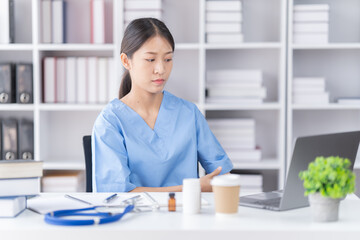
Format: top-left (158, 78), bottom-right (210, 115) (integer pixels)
top-left (2, 119), bottom-right (18, 160)
top-left (18, 119), bottom-right (34, 160)
top-left (0, 64), bottom-right (15, 103)
top-left (16, 63), bottom-right (33, 104)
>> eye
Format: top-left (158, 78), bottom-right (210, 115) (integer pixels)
top-left (165, 58), bottom-right (172, 62)
top-left (146, 59), bottom-right (155, 62)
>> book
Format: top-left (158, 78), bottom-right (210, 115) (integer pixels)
top-left (18, 119), bottom-right (34, 160)
top-left (337, 97), bottom-right (360, 105)
top-left (66, 57), bottom-right (77, 103)
top-left (0, 0), bottom-right (14, 44)
top-left (16, 63), bottom-right (33, 104)
top-left (2, 119), bottom-right (18, 160)
top-left (207, 33), bottom-right (243, 43)
top-left (124, 10), bottom-right (162, 22)
top-left (217, 138), bottom-right (256, 150)
top-left (41, 170), bottom-right (85, 192)
top-left (52, 0), bottom-right (65, 43)
top-left (293, 4), bottom-right (330, 12)
top-left (292, 86), bottom-right (326, 94)
top-left (41, 0), bottom-right (52, 43)
top-left (55, 58), bottom-right (66, 103)
top-left (0, 196), bottom-right (26, 217)
top-left (293, 77), bottom-right (325, 87)
top-left (124, 0), bottom-right (162, 10)
top-left (0, 159), bottom-right (42, 179)
top-left (206, 97), bottom-right (263, 105)
top-left (206, 23), bottom-right (242, 33)
top-left (0, 177), bottom-right (40, 197)
top-left (207, 69), bottom-right (263, 82)
top-left (206, 1), bottom-right (242, 12)
top-left (43, 57), bottom-right (56, 103)
top-left (206, 12), bottom-right (242, 22)
top-left (207, 81), bottom-right (262, 89)
top-left (87, 57), bottom-right (98, 104)
top-left (207, 118), bottom-right (255, 128)
top-left (91, 0), bottom-right (105, 44)
top-left (293, 11), bottom-right (329, 22)
top-left (293, 23), bottom-right (328, 33)
top-left (98, 58), bottom-right (108, 103)
top-left (76, 57), bottom-right (87, 103)
top-left (0, 63), bottom-right (15, 103)
top-left (293, 92), bottom-right (329, 104)
top-left (107, 58), bottom-right (117, 101)
top-left (227, 149), bottom-right (262, 162)
top-left (211, 128), bottom-right (255, 138)
top-left (207, 87), bottom-right (267, 98)
top-left (293, 33), bottom-right (328, 44)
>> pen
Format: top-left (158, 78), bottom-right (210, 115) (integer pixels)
top-left (65, 194), bottom-right (92, 205)
top-left (103, 193), bottom-right (118, 203)
top-left (122, 194), bottom-right (141, 203)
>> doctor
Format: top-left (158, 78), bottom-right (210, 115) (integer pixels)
top-left (92, 18), bottom-right (233, 192)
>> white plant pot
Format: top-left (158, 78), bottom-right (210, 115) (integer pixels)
top-left (308, 193), bottom-right (341, 222)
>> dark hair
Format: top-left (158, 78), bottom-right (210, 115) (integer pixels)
top-left (119, 18), bottom-right (175, 98)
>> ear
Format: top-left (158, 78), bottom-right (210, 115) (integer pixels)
top-left (120, 53), bottom-right (131, 70)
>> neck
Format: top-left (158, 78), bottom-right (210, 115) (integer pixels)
top-left (124, 88), bottom-right (164, 113)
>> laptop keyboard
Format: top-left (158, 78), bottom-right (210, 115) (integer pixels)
top-left (252, 198), bottom-right (281, 207)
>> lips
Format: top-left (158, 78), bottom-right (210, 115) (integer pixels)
top-left (152, 79), bottom-right (165, 84)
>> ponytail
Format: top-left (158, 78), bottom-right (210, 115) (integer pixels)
top-left (119, 70), bottom-right (132, 99)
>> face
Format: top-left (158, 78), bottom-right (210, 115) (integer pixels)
top-left (121, 35), bottom-right (174, 95)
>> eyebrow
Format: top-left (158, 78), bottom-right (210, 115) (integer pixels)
top-left (144, 51), bottom-right (173, 55)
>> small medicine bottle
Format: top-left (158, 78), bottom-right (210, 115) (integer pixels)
top-left (168, 192), bottom-right (176, 212)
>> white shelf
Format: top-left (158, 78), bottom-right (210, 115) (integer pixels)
top-left (292, 104), bottom-right (360, 110)
top-left (232, 159), bottom-right (281, 170)
top-left (38, 44), bottom-right (115, 51)
top-left (0, 104), bottom-right (34, 111)
top-left (205, 42), bottom-right (282, 50)
top-left (38, 104), bottom-right (106, 111)
top-left (0, 44), bottom-right (33, 51)
top-left (204, 103), bottom-right (281, 111)
top-left (292, 43), bottom-right (360, 50)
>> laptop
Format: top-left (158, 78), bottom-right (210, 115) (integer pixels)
top-left (239, 131), bottom-right (360, 211)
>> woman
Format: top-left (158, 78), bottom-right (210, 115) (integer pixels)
top-left (92, 18), bottom-right (233, 192)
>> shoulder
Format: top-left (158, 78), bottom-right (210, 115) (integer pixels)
top-left (94, 98), bottom-right (127, 130)
top-left (164, 91), bottom-right (199, 113)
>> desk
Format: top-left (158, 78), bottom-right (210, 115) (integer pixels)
top-left (1, 193), bottom-right (360, 240)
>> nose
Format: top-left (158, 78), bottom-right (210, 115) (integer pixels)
top-left (154, 61), bottom-right (165, 75)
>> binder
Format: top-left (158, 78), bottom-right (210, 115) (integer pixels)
top-left (1, 119), bottom-right (18, 160)
top-left (0, 0), bottom-right (15, 44)
top-left (0, 64), bottom-right (15, 103)
top-left (18, 119), bottom-right (34, 160)
top-left (16, 63), bottom-right (33, 104)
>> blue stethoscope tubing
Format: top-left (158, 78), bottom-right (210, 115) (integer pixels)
top-left (44, 205), bottom-right (134, 226)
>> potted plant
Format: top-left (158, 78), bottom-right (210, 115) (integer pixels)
top-left (299, 156), bottom-right (356, 222)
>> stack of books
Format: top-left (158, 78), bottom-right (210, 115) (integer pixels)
top-left (124, 0), bottom-right (162, 28)
top-left (41, 0), bottom-right (66, 43)
top-left (0, 0), bottom-right (15, 44)
top-left (239, 174), bottom-right (263, 195)
top-left (206, 69), bottom-right (266, 104)
top-left (293, 77), bottom-right (329, 104)
top-left (205, 0), bottom-right (243, 43)
top-left (0, 160), bottom-right (43, 217)
top-left (293, 4), bottom-right (329, 44)
top-left (207, 118), bottom-right (261, 164)
top-left (41, 170), bottom-right (85, 192)
top-left (43, 57), bottom-right (116, 104)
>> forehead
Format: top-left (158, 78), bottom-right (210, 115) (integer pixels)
top-left (137, 35), bottom-right (173, 54)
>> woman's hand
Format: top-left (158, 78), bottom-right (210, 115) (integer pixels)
top-left (200, 166), bottom-right (222, 192)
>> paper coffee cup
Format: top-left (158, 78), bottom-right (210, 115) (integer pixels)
top-left (211, 174), bottom-right (241, 215)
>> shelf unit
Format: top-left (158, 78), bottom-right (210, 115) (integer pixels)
top-left (287, 0), bottom-right (360, 177)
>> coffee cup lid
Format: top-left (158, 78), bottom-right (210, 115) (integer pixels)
top-left (211, 174), bottom-right (241, 187)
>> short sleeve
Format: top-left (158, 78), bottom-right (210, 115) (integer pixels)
top-left (195, 107), bottom-right (233, 174)
top-left (92, 111), bottom-right (136, 192)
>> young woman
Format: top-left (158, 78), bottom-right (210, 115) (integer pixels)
top-left (92, 18), bottom-right (233, 192)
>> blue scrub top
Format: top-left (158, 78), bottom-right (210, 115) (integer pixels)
top-left (92, 91), bottom-right (233, 192)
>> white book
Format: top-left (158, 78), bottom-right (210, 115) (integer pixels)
top-left (52, 0), bottom-right (64, 44)
top-left (0, 0), bottom-right (10, 44)
top-left (206, 22), bottom-right (242, 33)
top-left (239, 174), bottom-right (263, 186)
top-left (92, 0), bottom-right (105, 44)
top-left (44, 57), bottom-right (56, 103)
top-left (207, 33), bottom-right (243, 43)
top-left (337, 98), bottom-right (360, 105)
top-left (107, 58), bottom-right (117, 101)
top-left (206, 12), bottom-right (242, 22)
top-left (124, 0), bottom-right (162, 10)
top-left (208, 87), bottom-right (266, 98)
top-left (206, 1), bottom-right (242, 12)
top-left (66, 57), bottom-right (77, 103)
top-left (0, 196), bottom-right (26, 217)
top-left (206, 97), bottom-right (263, 105)
top-left (207, 81), bottom-right (262, 89)
top-left (292, 86), bottom-right (325, 94)
top-left (41, 0), bottom-right (52, 43)
top-left (293, 77), bottom-right (325, 88)
top-left (211, 128), bottom-right (255, 138)
top-left (76, 57), bottom-right (87, 103)
top-left (293, 11), bottom-right (329, 22)
top-left (218, 138), bottom-right (255, 150)
top-left (227, 149), bottom-right (261, 162)
top-left (293, 23), bottom-right (329, 33)
top-left (56, 58), bottom-right (66, 103)
top-left (0, 177), bottom-right (40, 197)
top-left (207, 118), bottom-right (255, 129)
top-left (207, 69), bottom-right (262, 83)
top-left (124, 10), bottom-right (162, 22)
top-left (293, 4), bottom-right (330, 12)
top-left (293, 33), bottom-right (328, 44)
top-left (293, 92), bottom-right (329, 104)
top-left (87, 57), bottom-right (98, 104)
top-left (98, 58), bottom-right (108, 103)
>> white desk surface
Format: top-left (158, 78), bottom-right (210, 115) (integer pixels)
top-left (1, 192), bottom-right (360, 240)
